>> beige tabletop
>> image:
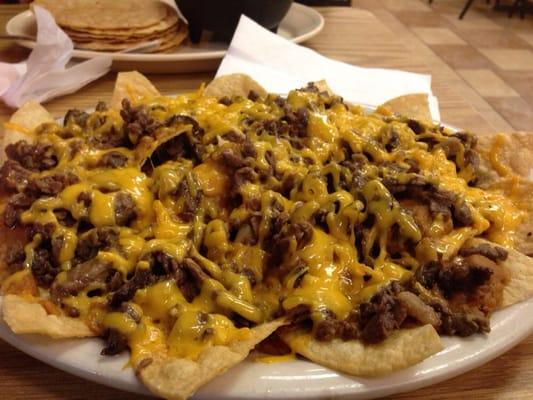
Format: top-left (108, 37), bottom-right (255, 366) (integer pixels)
top-left (0, 4), bottom-right (532, 400)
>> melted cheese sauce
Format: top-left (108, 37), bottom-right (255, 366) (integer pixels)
top-left (2, 87), bottom-right (524, 364)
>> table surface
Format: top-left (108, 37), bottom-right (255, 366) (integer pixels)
top-left (0, 4), bottom-right (532, 400)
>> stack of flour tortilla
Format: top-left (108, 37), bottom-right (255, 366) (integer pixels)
top-left (33, 0), bottom-right (187, 52)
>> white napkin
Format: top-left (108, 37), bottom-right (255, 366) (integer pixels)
top-left (217, 15), bottom-right (440, 120)
top-left (0, 6), bottom-right (112, 108)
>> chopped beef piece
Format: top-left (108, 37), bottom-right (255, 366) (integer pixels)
top-left (437, 137), bottom-right (463, 159)
top-left (26, 172), bottom-right (79, 197)
top-left (218, 96), bottom-right (232, 106)
top-left (407, 119), bottom-right (424, 134)
top-left (31, 246), bottom-right (59, 288)
top-left (113, 192), bottom-right (137, 226)
top-left (248, 90), bottom-right (260, 101)
top-left (438, 256), bottom-right (493, 298)
top-left (50, 259), bottom-right (112, 302)
top-left (383, 176), bottom-right (456, 218)
top-left (452, 200), bottom-right (473, 227)
top-left (95, 101), bottom-right (108, 112)
top-left (148, 253), bottom-right (199, 302)
top-left (51, 235), bottom-right (64, 262)
top-left (215, 147), bottom-right (248, 169)
top-left (97, 151), bottom-right (128, 168)
top-left (89, 124), bottom-right (128, 149)
top-left (315, 313), bottom-right (360, 342)
top-left (108, 268), bottom-right (157, 309)
top-left (4, 193), bottom-right (34, 227)
top-left (120, 302), bottom-right (141, 323)
top-left (436, 305), bottom-right (490, 336)
top-left (78, 191), bottom-right (92, 207)
top-left (75, 227), bottom-right (119, 264)
top-left (107, 270), bottom-right (124, 293)
top-left (174, 177), bottom-right (201, 222)
top-left (5, 246), bottom-right (25, 273)
top-left (0, 160), bottom-right (30, 192)
top-left (5, 140), bottom-right (57, 171)
top-left (229, 167), bottom-right (258, 205)
top-left (53, 208), bottom-right (76, 227)
top-left (101, 329), bottom-right (129, 356)
top-left (64, 109), bottom-right (89, 128)
top-left (453, 131), bottom-right (477, 148)
top-left (415, 261), bottom-right (441, 289)
top-left (459, 243), bottom-right (508, 262)
top-left (120, 98), bottom-right (161, 145)
top-left (358, 282), bottom-right (407, 343)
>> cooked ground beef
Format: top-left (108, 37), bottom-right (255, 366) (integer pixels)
top-left (101, 329), bottom-right (129, 356)
top-left (75, 227), bottom-right (119, 264)
top-left (64, 109), bottom-right (89, 128)
top-left (452, 200), bottom-right (473, 227)
top-left (459, 243), bottom-right (508, 262)
top-left (0, 160), bottom-right (30, 192)
top-left (357, 282), bottom-right (407, 343)
top-left (3, 193), bottom-right (34, 227)
top-left (53, 208), bottom-right (76, 227)
top-left (174, 178), bottom-right (201, 223)
top-left (26, 172), bottom-right (79, 197)
top-left (121, 99), bottom-right (161, 145)
top-left (108, 268), bottom-right (157, 309)
top-left (31, 245), bottom-right (59, 288)
top-left (97, 151), bottom-right (128, 169)
top-left (5, 140), bottom-right (57, 171)
top-left (315, 312), bottom-right (360, 342)
top-left (51, 259), bottom-right (112, 302)
top-left (113, 192), bottom-right (137, 226)
top-left (436, 257), bottom-right (493, 298)
top-left (5, 246), bottom-right (25, 273)
top-left (435, 304), bottom-right (490, 336)
top-left (416, 256), bottom-right (494, 299)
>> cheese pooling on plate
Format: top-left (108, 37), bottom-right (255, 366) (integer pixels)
top-left (0, 84), bottom-right (523, 363)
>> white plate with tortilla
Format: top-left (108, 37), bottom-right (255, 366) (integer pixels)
top-left (5, 2), bottom-right (324, 74)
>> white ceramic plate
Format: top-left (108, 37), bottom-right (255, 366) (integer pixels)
top-left (5, 3), bottom-right (324, 74)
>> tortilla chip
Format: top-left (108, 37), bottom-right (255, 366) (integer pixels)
top-left (476, 132), bottom-right (533, 255)
top-left (204, 74), bottom-right (267, 100)
top-left (282, 325), bottom-right (442, 377)
top-left (138, 319), bottom-right (285, 400)
top-left (381, 93), bottom-right (432, 122)
top-left (501, 246), bottom-right (533, 307)
top-left (1, 100), bottom-right (53, 164)
top-left (1, 294), bottom-right (94, 339)
top-left (110, 71), bottom-right (161, 111)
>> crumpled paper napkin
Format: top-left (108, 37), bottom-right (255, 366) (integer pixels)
top-left (0, 6), bottom-right (112, 108)
top-left (217, 15), bottom-right (440, 120)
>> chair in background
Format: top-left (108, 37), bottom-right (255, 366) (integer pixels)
top-left (428, 0), bottom-right (493, 19)
top-left (508, 0), bottom-right (528, 18)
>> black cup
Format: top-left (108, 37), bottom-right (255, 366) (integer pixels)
top-left (176, 0), bottom-right (294, 43)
